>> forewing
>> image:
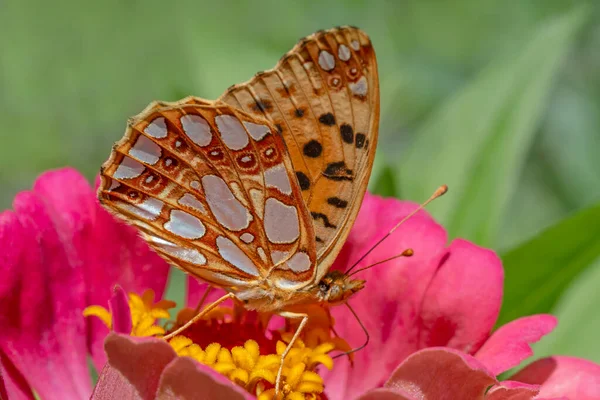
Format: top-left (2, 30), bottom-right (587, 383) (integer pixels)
top-left (98, 98), bottom-right (317, 291)
top-left (219, 26), bottom-right (379, 281)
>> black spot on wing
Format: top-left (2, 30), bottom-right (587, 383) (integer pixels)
top-left (355, 133), bottom-right (366, 148)
top-left (319, 113), bottom-right (336, 126)
top-left (295, 108), bottom-right (305, 118)
top-left (323, 161), bottom-right (353, 181)
top-left (303, 140), bottom-right (323, 158)
top-left (340, 124), bottom-right (354, 144)
top-left (311, 212), bottom-right (337, 228)
top-left (252, 99), bottom-right (273, 113)
top-left (327, 197), bottom-right (348, 208)
top-left (295, 171), bottom-right (310, 190)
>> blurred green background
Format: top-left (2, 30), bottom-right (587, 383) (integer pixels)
top-left (1, 0), bottom-right (600, 366)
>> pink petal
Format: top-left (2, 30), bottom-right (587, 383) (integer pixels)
top-left (0, 211), bottom-right (24, 302)
top-left (0, 349), bottom-right (35, 400)
top-left (511, 356), bottom-right (600, 399)
top-left (330, 193), bottom-right (444, 271)
top-left (156, 356), bottom-right (254, 399)
top-left (92, 333), bottom-right (177, 399)
top-left (109, 286), bottom-right (132, 334)
top-left (355, 388), bottom-right (415, 400)
top-left (74, 172), bottom-right (169, 370)
top-left (384, 347), bottom-right (497, 399)
top-left (475, 315), bottom-right (557, 375)
top-left (418, 239), bottom-right (504, 354)
top-left (0, 187), bottom-right (91, 399)
top-left (486, 381), bottom-right (540, 400)
top-left (323, 194), bottom-right (448, 399)
top-left (91, 364), bottom-right (142, 400)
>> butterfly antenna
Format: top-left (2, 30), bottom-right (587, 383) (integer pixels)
top-left (345, 185), bottom-right (448, 275)
top-left (333, 302), bottom-right (369, 360)
top-left (347, 249), bottom-right (414, 278)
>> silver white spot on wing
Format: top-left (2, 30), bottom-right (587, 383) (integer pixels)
top-left (114, 157), bottom-right (145, 179)
top-left (350, 40), bottom-right (360, 51)
top-left (164, 210), bottom-right (206, 239)
top-left (274, 278), bottom-right (304, 290)
top-left (150, 236), bottom-right (207, 265)
top-left (144, 117), bottom-right (168, 138)
top-left (264, 164), bottom-right (292, 195)
top-left (271, 250), bottom-right (289, 265)
top-left (180, 114), bottom-right (212, 147)
top-left (215, 115), bottom-right (249, 150)
top-left (202, 175), bottom-right (252, 231)
top-left (257, 247), bottom-right (267, 263)
top-left (178, 193), bottom-right (207, 214)
top-left (243, 121), bottom-right (270, 141)
top-left (286, 252), bottom-right (311, 273)
top-left (240, 232), bottom-right (254, 243)
top-left (121, 198), bottom-right (164, 221)
top-left (338, 44), bottom-right (351, 61)
top-left (264, 198), bottom-right (299, 244)
top-left (190, 180), bottom-right (200, 190)
top-left (349, 76), bottom-right (368, 97)
top-left (129, 135), bottom-right (161, 165)
top-left (216, 236), bottom-right (260, 276)
top-left (108, 180), bottom-right (120, 191)
top-left (318, 50), bottom-right (336, 71)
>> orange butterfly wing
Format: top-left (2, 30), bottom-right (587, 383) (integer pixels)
top-left (219, 26), bottom-right (379, 281)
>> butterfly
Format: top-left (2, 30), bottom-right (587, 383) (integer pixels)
top-left (98, 26), bottom-right (379, 393)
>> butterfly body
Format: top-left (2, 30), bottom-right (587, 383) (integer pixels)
top-left (234, 270), bottom-right (366, 312)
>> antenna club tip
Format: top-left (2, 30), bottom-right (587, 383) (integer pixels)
top-left (403, 248), bottom-right (414, 257)
top-left (437, 184), bottom-right (449, 196)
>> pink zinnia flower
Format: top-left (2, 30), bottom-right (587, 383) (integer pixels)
top-left (0, 169), bottom-right (170, 399)
top-left (1, 168), bottom-right (599, 399)
top-left (356, 347), bottom-right (600, 400)
top-left (320, 194), bottom-right (584, 399)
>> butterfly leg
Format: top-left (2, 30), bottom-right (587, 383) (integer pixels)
top-left (192, 284), bottom-right (214, 315)
top-left (163, 292), bottom-right (235, 340)
top-left (275, 311), bottom-right (309, 396)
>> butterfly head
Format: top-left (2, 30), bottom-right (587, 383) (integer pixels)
top-left (316, 270), bottom-right (365, 305)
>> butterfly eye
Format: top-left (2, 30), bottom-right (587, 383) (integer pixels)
top-left (319, 281), bottom-right (330, 293)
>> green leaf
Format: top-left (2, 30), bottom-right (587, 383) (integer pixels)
top-left (496, 201), bottom-right (600, 327)
top-left (164, 267), bottom-right (188, 316)
top-left (369, 155), bottom-right (400, 197)
top-left (530, 257), bottom-right (600, 364)
top-left (396, 7), bottom-right (588, 247)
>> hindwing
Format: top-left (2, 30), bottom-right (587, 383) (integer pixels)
top-left (98, 98), bottom-right (317, 290)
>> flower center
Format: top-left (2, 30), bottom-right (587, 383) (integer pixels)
top-left (84, 290), bottom-right (348, 399)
